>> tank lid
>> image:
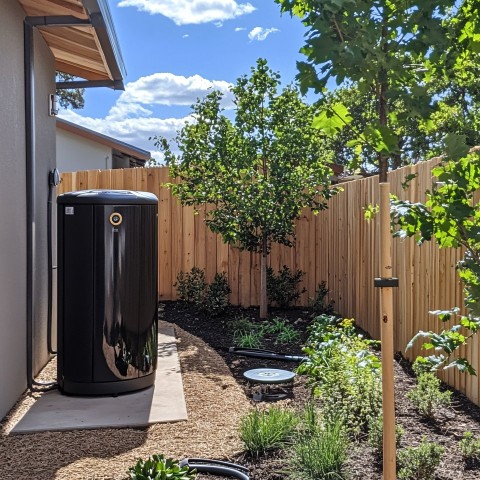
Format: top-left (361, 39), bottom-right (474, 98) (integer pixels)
top-left (57, 189), bottom-right (158, 205)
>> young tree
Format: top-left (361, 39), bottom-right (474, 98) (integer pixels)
top-left (155, 59), bottom-right (337, 318)
top-left (274, 1), bottom-right (453, 477)
top-left (392, 140), bottom-right (480, 375)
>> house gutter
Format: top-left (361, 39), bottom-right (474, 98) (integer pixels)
top-left (24, 10), bottom-right (125, 390)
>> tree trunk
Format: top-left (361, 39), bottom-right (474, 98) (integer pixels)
top-left (378, 70), bottom-right (389, 182)
top-left (260, 234), bottom-right (268, 319)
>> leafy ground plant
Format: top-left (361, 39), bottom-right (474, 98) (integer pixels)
top-left (239, 406), bottom-right (299, 457)
top-left (407, 361), bottom-right (452, 419)
top-left (298, 316), bottom-right (382, 434)
top-left (128, 454), bottom-right (196, 480)
top-left (397, 438), bottom-right (444, 480)
top-left (291, 415), bottom-right (349, 480)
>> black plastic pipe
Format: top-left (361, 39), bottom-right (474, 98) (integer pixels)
top-left (228, 347), bottom-right (308, 363)
top-left (24, 18), bottom-right (36, 390)
top-left (47, 169), bottom-right (60, 354)
top-left (180, 458), bottom-right (249, 480)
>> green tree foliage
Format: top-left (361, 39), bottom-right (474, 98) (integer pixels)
top-left (275, 0), bottom-right (453, 179)
top-left (56, 72), bottom-right (85, 109)
top-left (391, 139), bottom-right (480, 374)
top-left (155, 59), bottom-right (337, 317)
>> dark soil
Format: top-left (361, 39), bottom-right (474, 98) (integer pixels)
top-left (163, 301), bottom-right (480, 480)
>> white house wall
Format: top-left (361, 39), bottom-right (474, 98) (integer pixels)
top-left (0, 0), bottom-right (56, 419)
top-left (57, 128), bottom-right (112, 173)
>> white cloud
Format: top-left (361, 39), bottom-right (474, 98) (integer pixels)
top-left (108, 73), bottom-right (233, 122)
top-left (182, 34), bottom-right (189, 38)
top-left (248, 27), bottom-right (279, 42)
top-left (235, 27), bottom-right (246, 32)
top-left (58, 71), bottom-right (234, 159)
top-left (59, 109), bottom-right (190, 158)
top-left (117, 0), bottom-right (256, 25)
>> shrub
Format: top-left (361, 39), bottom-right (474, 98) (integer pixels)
top-left (309, 281), bottom-right (335, 315)
top-left (291, 416), bottom-right (349, 480)
top-left (175, 267), bottom-right (206, 305)
top-left (298, 316), bottom-right (382, 434)
top-left (175, 267), bottom-right (230, 316)
top-left (407, 371), bottom-right (452, 419)
top-left (202, 272), bottom-right (231, 316)
top-left (128, 455), bottom-right (196, 480)
top-left (459, 431), bottom-right (480, 462)
top-left (267, 266), bottom-right (306, 308)
top-left (239, 406), bottom-right (299, 457)
top-left (367, 415), bottom-right (404, 457)
top-left (397, 438), bottom-right (444, 480)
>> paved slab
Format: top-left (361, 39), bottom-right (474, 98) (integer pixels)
top-left (11, 325), bottom-right (187, 434)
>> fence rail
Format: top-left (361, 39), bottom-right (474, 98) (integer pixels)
top-left (59, 161), bottom-right (480, 406)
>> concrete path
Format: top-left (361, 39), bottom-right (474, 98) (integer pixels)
top-left (11, 325), bottom-right (187, 434)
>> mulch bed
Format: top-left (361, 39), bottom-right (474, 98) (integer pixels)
top-left (164, 301), bottom-right (480, 480)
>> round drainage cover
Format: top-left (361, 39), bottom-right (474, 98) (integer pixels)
top-left (243, 368), bottom-right (296, 384)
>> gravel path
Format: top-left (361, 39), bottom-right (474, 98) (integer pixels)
top-left (0, 322), bottom-right (250, 480)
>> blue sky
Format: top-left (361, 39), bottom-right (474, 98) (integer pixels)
top-left (60, 0), bottom-right (310, 162)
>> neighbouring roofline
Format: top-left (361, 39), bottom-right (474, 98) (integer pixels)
top-left (57, 117), bottom-right (151, 162)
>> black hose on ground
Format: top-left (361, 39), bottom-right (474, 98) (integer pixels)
top-left (180, 458), bottom-right (249, 480)
top-left (228, 347), bottom-right (308, 363)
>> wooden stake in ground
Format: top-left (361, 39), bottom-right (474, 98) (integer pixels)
top-left (379, 182), bottom-right (396, 479)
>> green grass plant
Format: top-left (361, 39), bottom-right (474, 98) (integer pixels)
top-left (230, 315), bottom-right (265, 348)
top-left (265, 317), bottom-right (301, 344)
top-left (233, 329), bottom-right (264, 348)
top-left (239, 406), bottom-right (299, 457)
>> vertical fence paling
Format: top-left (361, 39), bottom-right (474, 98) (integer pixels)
top-left (58, 163), bottom-right (480, 405)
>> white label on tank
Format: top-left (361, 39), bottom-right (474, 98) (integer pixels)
top-left (65, 207), bottom-right (74, 215)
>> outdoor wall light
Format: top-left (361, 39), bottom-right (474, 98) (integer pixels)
top-left (49, 93), bottom-right (58, 116)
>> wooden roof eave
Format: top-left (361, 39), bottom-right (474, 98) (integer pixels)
top-left (18, 0), bottom-right (125, 87)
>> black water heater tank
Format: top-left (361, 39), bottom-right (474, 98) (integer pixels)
top-left (57, 190), bottom-right (158, 395)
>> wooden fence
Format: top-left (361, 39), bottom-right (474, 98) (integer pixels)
top-left (58, 161), bottom-right (480, 406)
